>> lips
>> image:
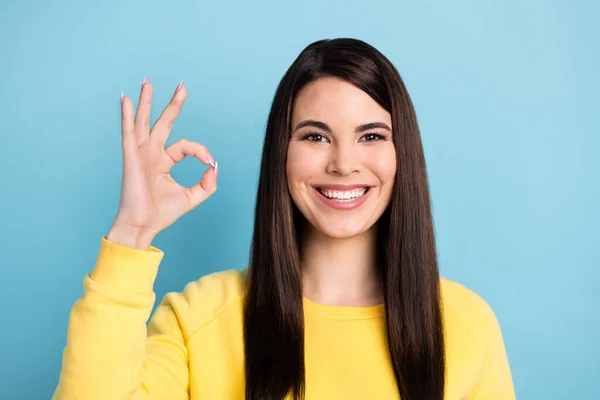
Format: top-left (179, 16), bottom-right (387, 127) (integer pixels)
top-left (316, 187), bottom-right (369, 201)
top-left (313, 184), bottom-right (371, 190)
top-left (312, 185), bottom-right (373, 210)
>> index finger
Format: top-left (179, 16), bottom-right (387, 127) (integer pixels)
top-left (165, 139), bottom-right (215, 167)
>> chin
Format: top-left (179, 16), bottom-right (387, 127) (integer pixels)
top-left (310, 217), bottom-right (372, 239)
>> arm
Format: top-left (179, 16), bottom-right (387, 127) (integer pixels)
top-left (52, 237), bottom-right (189, 400)
top-left (52, 77), bottom-right (218, 399)
top-left (467, 308), bottom-right (516, 399)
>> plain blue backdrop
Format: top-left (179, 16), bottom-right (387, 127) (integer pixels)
top-left (0, 0), bottom-right (598, 398)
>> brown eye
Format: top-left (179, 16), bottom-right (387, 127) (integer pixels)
top-left (301, 132), bottom-right (328, 142)
top-left (360, 133), bottom-right (385, 142)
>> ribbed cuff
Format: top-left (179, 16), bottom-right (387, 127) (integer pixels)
top-left (90, 236), bottom-right (165, 296)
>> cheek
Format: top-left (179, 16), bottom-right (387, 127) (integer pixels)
top-left (367, 145), bottom-right (397, 185)
top-left (286, 143), bottom-right (327, 187)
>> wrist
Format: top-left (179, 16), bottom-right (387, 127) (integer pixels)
top-left (106, 225), bottom-right (157, 250)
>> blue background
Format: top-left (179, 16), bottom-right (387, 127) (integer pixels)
top-left (0, 0), bottom-right (598, 398)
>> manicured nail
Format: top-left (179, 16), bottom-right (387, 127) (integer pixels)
top-left (207, 152), bottom-right (215, 167)
top-left (175, 80), bottom-right (185, 94)
top-left (121, 91), bottom-right (124, 105)
top-left (142, 76), bottom-right (147, 88)
top-left (214, 161), bottom-right (218, 178)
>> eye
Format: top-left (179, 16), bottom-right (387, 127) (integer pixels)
top-left (360, 132), bottom-right (386, 142)
top-left (301, 131), bottom-right (329, 143)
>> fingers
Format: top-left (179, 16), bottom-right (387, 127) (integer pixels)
top-left (120, 93), bottom-right (136, 152)
top-left (165, 139), bottom-right (215, 166)
top-left (134, 77), bottom-right (153, 146)
top-left (165, 139), bottom-right (218, 208)
top-left (187, 161), bottom-right (218, 208)
top-left (151, 81), bottom-right (187, 147)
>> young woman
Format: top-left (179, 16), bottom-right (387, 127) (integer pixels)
top-left (53, 39), bottom-right (515, 400)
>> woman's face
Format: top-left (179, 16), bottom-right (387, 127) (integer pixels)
top-left (287, 77), bottom-right (396, 239)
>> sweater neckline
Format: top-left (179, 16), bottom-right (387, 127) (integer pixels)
top-left (302, 296), bottom-right (386, 320)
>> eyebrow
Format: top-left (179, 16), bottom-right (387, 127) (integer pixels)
top-left (293, 120), bottom-right (391, 133)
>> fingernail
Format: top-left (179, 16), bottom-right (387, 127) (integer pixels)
top-left (142, 76), bottom-right (147, 88)
top-left (121, 91), bottom-right (124, 105)
top-left (214, 162), bottom-right (218, 178)
top-left (207, 152), bottom-right (215, 167)
top-left (175, 80), bottom-right (185, 94)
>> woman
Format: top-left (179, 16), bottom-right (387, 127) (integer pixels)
top-left (53, 38), bottom-right (515, 399)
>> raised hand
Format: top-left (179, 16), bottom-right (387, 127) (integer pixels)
top-left (106, 78), bottom-right (218, 249)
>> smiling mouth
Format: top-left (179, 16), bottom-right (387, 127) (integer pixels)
top-left (315, 187), bottom-right (371, 202)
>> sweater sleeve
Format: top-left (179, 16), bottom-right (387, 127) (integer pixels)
top-left (52, 237), bottom-right (190, 400)
top-left (467, 307), bottom-right (516, 400)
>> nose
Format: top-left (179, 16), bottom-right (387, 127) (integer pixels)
top-left (326, 141), bottom-right (360, 176)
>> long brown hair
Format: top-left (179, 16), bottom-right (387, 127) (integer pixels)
top-left (244, 38), bottom-right (445, 400)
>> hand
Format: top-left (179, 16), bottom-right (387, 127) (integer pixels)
top-left (107, 78), bottom-right (218, 249)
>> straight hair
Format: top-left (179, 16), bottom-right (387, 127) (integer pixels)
top-left (244, 38), bottom-right (445, 400)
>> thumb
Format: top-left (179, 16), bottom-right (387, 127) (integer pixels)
top-left (187, 162), bottom-right (218, 208)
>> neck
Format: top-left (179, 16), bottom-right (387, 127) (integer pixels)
top-left (300, 224), bottom-right (383, 307)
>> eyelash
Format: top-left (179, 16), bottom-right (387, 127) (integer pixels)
top-left (300, 131), bottom-right (386, 143)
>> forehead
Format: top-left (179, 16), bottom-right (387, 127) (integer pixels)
top-left (292, 76), bottom-right (391, 127)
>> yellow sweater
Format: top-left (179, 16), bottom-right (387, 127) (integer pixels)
top-left (53, 237), bottom-right (516, 399)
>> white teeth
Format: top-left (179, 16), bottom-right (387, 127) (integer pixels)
top-left (319, 188), bottom-right (367, 201)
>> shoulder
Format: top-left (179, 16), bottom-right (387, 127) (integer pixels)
top-left (439, 276), bottom-right (501, 346)
top-left (183, 268), bottom-right (248, 305)
top-left (158, 268), bottom-right (248, 337)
